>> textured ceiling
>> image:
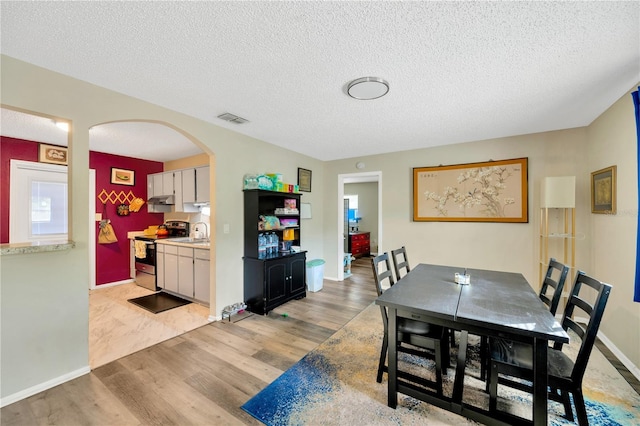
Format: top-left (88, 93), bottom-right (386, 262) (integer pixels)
top-left (1, 1), bottom-right (639, 162)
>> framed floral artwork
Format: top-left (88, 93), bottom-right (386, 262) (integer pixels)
top-left (413, 157), bottom-right (528, 222)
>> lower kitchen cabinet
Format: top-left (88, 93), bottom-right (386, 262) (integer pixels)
top-left (243, 252), bottom-right (306, 315)
top-left (163, 245), bottom-right (179, 294)
top-left (177, 247), bottom-right (194, 298)
top-left (157, 243), bottom-right (210, 305)
top-left (194, 249), bottom-right (210, 304)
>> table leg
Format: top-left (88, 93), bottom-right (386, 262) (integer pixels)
top-left (388, 308), bottom-right (398, 408)
top-left (452, 330), bottom-right (468, 404)
top-left (532, 337), bottom-right (548, 426)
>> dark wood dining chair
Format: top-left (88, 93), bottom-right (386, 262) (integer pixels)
top-left (480, 258), bottom-right (570, 383)
top-left (391, 246), bottom-right (411, 279)
top-left (488, 271), bottom-right (612, 425)
top-left (539, 257), bottom-right (570, 316)
top-left (371, 253), bottom-right (446, 395)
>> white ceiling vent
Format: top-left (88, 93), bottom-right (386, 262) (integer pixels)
top-left (217, 113), bottom-right (249, 124)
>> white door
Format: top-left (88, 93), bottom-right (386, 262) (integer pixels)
top-left (10, 159), bottom-right (68, 243)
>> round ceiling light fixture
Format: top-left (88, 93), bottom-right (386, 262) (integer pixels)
top-left (347, 77), bottom-right (389, 100)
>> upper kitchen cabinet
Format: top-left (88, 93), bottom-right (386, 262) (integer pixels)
top-left (147, 166), bottom-right (210, 213)
top-left (180, 166), bottom-right (210, 212)
top-left (183, 166), bottom-right (210, 204)
top-left (195, 166), bottom-right (210, 203)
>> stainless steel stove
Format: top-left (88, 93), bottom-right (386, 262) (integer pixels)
top-left (134, 221), bottom-right (190, 290)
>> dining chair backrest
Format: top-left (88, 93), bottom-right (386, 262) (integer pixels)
top-left (371, 253), bottom-right (395, 297)
top-left (391, 246), bottom-right (411, 280)
top-left (558, 271), bottom-right (612, 384)
top-left (540, 258), bottom-right (570, 316)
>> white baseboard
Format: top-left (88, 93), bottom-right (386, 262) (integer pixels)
top-left (597, 330), bottom-right (640, 382)
top-left (208, 314), bottom-right (220, 322)
top-left (574, 315), bottom-right (639, 381)
top-left (0, 366), bottom-right (90, 408)
top-left (93, 279), bottom-right (135, 289)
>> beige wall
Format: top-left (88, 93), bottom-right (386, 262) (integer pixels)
top-left (0, 56), bottom-right (324, 401)
top-left (587, 86), bottom-right (640, 369)
top-left (164, 153), bottom-right (209, 171)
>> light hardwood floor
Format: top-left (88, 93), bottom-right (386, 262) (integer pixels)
top-left (1, 258), bottom-right (377, 425)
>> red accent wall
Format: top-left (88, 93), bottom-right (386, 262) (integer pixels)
top-left (90, 151), bottom-right (164, 285)
top-left (0, 137), bottom-right (41, 243)
top-left (1, 136), bottom-right (165, 286)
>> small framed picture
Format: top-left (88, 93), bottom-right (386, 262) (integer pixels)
top-left (111, 167), bottom-right (135, 186)
top-left (298, 168), bottom-right (312, 192)
top-left (39, 144), bottom-right (68, 165)
top-left (591, 165), bottom-right (616, 214)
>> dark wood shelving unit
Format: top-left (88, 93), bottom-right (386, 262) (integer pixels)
top-left (243, 190), bottom-right (306, 315)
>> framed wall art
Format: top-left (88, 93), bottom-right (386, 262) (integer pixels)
top-left (298, 168), bottom-right (312, 192)
top-left (591, 165), bottom-right (616, 214)
top-left (39, 143), bottom-right (68, 165)
top-left (413, 157), bottom-right (528, 222)
top-left (110, 167), bottom-right (135, 186)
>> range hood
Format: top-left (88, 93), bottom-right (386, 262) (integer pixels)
top-left (147, 195), bottom-right (175, 205)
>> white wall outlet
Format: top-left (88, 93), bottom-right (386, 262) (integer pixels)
top-left (223, 224), bottom-right (230, 234)
top-left (95, 213), bottom-right (102, 221)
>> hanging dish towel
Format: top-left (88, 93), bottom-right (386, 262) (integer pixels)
top-left (134, 240), bottom-right (147, 259)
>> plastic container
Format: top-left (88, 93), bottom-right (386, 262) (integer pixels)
top-left (306, 259), bottom-right (325, 292)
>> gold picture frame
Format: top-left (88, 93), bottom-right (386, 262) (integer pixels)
top-left (591, 165), bottom-right (616, 214)
top-left (110, 167), bottom-right (135, 186)
top-left (413, 157), bottom-right (528, 222)
top-left (39, 143), bottom-right (68, 165)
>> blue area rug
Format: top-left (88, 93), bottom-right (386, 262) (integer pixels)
top-left (242, 303), bottom-right (640, 425)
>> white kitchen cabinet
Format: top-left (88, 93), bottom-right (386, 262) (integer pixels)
top-left (178, 169), bottom-right (199, 212)
top-left (152, 173), bottom-right (164, 196)
top-left (163, 245), bottom-right (179, 294)
top-left (178, 247), bottom-right (194, 298)
top-left (147, 175), bottom-right (154, 198)
top-left (182, 168), bottom-right (196, 203)
top-left (172, 171), bottom-right (185, 212)
top-left (194, 249), bottom-right (210, 304)
top-left (195, 166), bottom-right (210, 203)
top-left (162, 172), bottom-right (174, 196)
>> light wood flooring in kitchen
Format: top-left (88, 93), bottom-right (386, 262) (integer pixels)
top-left (1, 258), bottom-right (378, 425)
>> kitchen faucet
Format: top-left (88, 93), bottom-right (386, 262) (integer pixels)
top-left (193, 221), bottom-right (209, 242)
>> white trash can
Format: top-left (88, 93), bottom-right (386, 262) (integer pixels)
top-left (306, 259), bottom-right (325, 292)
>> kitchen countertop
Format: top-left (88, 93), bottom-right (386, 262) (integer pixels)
top-left (155, 238), bottom-right (210, 249)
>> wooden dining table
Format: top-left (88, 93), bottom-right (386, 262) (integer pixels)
top-left (375, 263), bottom-right (569, 426)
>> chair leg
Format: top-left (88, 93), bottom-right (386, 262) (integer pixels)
top-left (377, 334), bottom-right (388, 383)
top-left (489, 361), bottom-right (499, 412)
top-left (572, 388), bottom-right (588, 426)
top-left (434, 340), bottom-right (443, 396)
top-left (449, 328), bottom-right (456, 347)
top-left (559, 389), bottom-right (574, 421)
